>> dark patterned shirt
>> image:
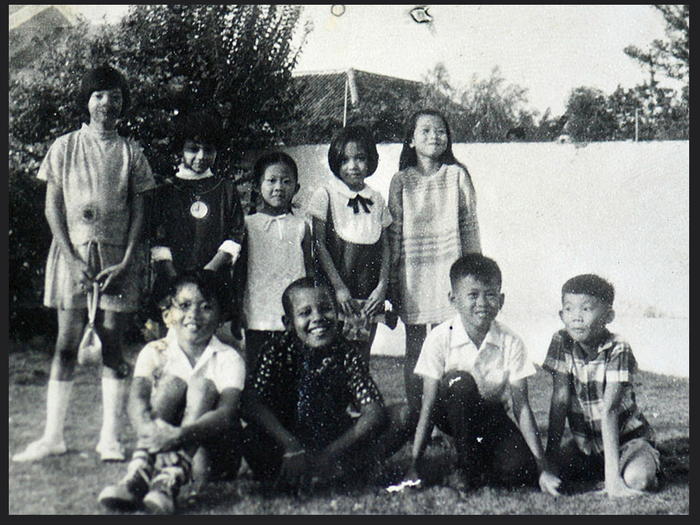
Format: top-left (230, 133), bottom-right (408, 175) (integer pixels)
top-left (251, 332), bottom-right (383, 449)
top-left (542, 329), bottom-right (654, 455)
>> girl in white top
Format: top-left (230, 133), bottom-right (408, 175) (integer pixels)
top-left (307, 126), bottom-right (392, 368)
top-left (13, 65), bottom-right (156, 463)
top-left (242, 152), bottom-right (312, 373)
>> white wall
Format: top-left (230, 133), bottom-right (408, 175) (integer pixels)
top-left (279, 141), bottom-right (689, 376)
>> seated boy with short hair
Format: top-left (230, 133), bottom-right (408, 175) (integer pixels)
top-left (543, 274), bottom-right (660, 498)
top-left (241, 277), bottom-right (387, 492)
top-left (407, 254), bottom-right (560, 494)
top-left (99, 270), bottom-right (246, 514)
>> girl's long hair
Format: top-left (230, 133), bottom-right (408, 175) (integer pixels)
top-left (398, 109), bottom-right (460, 171)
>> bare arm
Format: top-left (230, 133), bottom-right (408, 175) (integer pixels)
top-left (44, 181), bottom-right (91, 285)
top-left (312, 216), bottom-right (356, 316)
top-left (362, 230), bottom-right (390, 317)
top-left (601, 381), bottom-right (642, 497)
top-left (316, 400), bottom-right (385, 475)
top-left (386, 174), bottom-right (404, 310)
top-left (511, 378), bottom-right (561, 495)
top-left (127, 376), bottom-right (159, 446)
top-left (301, 221), bottom-right (314, 278)
top-left (545, 372), bottom-right (570, 468)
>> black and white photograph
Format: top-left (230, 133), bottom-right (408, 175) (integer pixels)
top-left (9, 5), bottom-right (689, 515)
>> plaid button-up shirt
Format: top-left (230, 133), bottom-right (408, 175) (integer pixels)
top-left (542, 329), bottom-right (654, 456)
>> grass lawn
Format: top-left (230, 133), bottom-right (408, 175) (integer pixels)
top-left (8, 342), bottom-right (689, 515)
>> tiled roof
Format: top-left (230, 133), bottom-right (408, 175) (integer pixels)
top-left (291, 68), bottom-right (424, 125)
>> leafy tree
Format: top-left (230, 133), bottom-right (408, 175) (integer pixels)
top-left (421, 64), bottom-right (537, 142)
top-left (622, 5), bottom-right (689, 140)
top-left (9, 5), bottom-right (307, 325)
top-left (624, 5), bottom-right (689, 88)
top-left (564, 87), bottom-right (617, 142)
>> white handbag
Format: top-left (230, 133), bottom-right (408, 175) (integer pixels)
top-left (77, 281), bottom-right (103, 366)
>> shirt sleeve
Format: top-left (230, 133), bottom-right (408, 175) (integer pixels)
top-left (387, 172), bottom-right (404, 286)
top-left (214, 350), bottom-right (246, 392)
top-left (36, 137), bottom-right (66, 184)
top-left (542, 331), bottom-right (570, 376)
top-left (345, 345), bottom-right (383, 407)
top-left (413, 326), bottom-right (446, 380)
top-left (224, 179), bottom-right (246, 245)
top-left (456, 165), bottom-right (481, 254)
top-left (306, 186), bottom-right (330, 222)
top-left (251, 337), bottom-right (284, 401)
top-left (506, 334), bottom-right (537, 382)
top-left (133, 343), bottom-right (160, 380)
top-left (376, 193), bottom-right (392, 229)
top-left (605, 340), bottom-right (636, 384)
top-left (128, 140), bottom-right (156, 195)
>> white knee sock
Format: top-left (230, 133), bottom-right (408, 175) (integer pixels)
top-left (44, 379), bottom-right (73, 444)
top-left (99, 376), bottom-right (126, 444)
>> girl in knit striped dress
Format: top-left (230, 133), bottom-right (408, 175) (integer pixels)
top-left (388, 109), bottom-right (481, 420)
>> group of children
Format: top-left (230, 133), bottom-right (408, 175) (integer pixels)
top-left (12, 64), bottom-right (661, 513)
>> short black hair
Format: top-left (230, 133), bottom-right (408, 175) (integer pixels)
top-left (165, 269), bottom-right (231, 317)
top-left (78, 63), bottom-right (131, 119)
top-left (253, 151), bottom-right (299, 187)
top-left (172, 110), bottom-right (225, 153)
top-left (449, 253), bottom-right (502, 289)
top-left (327, 125), bottom-right (379, 179)
top-left (281, 277), bottom-right (335, 319)
top-left (562, 274), bottom-right (615, 307)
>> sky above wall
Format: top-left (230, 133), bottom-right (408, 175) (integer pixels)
top-left (69, 4), bottom-right (681, 117)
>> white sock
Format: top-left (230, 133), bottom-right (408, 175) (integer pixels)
top-left (43, 380), bottom-right (73, 444)
top-left (99, 376), bottom-right (126, 444)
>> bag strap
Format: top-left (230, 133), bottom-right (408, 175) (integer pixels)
top-left (86, 282), bottom-right (99, 325)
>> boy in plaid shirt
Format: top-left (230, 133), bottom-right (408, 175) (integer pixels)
top-left (543, 274), bottom-right (660, 497)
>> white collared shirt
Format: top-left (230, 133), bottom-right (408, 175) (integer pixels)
top-left (414, 316), bottom-right (536, 403)
top-left (306, 176), bottom-right (391, 245)
top-left (134, 330), bottom-right (246, 393)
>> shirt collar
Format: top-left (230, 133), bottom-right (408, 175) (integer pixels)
top-left (449, 315), bottom-right (501, 350)
top-left (176, 163), bottom-right (214, 181)
top-left (562, 328), bottom-right (615, 356)
top-left (327, 175), bottom-right (373, 200)
top-left (165, 329), bottom-right (227, 368)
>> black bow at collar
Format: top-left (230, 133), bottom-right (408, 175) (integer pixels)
top-left (347, 194), bottom-right (373, 214)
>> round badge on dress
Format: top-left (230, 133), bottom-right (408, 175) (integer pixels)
top-left (190, 200), bottom-right (209, 219)
top-left (81, 205), bottom-right (99, 223)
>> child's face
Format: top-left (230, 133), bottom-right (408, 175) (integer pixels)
top-left (411, 114), bottom-right (448, 160)
top-left (284, 287), bottom-right (339, 349)
top-left (338, 141), bottom-right (369, 192)
top-left (560, 293), bottom-right (614, 347)
top-left (167, 283), bottom-right (221, 349)
top-left (449, 274), bottom-right (504, 336)
top-left (260, 162), bottom-right (298, 212)
top-left (182, 140), bottom-right (217, 174)
top-left (87, 88), bottom-right (123, 127)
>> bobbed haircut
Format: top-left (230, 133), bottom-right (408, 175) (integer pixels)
top-left (78, 63), bottom-right (131, 119)
top-left (281, 277), bottom-right (336, 319)
top-left (561, 274), bottom-right (615, 307)
top-left (253, 151), bottom-right (299, 186)
top-left (328, 125), bottom-right (379, 178)
top-left (398, 109), bottom-right (459, 171)
top-left (165, 269), bottom-right (231, 316)
top-left (449, 253), bottom-right (502, 289)
top-left (172, 110), bottom-right (225, 153)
